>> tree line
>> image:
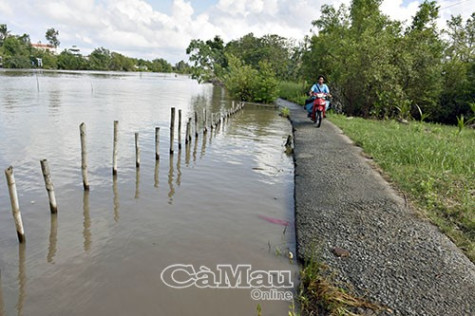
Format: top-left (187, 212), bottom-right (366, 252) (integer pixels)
top-left (186, 0), bottom-right (474, 125)
top-left (0, 25), bottom-right (191, 74)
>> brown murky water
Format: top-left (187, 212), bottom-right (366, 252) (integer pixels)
top-left (0, 70), bottom-right (296, 316)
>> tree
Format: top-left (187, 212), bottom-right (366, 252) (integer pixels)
top-left (88, 47), bottom-right (111, 70)
top-left (110, 52), bottom-right (135, 71)
top-left (174, 60), bottom-right (191, 74)
top-left (150, 58), bottom-right (172, 72)
top-left (57, 50), bottom-right (87, 70)
top-left (45, 28), bottom-right (60, 48)
top-left (402, 1), bottom-right (443, 120)
top-left (439, 13), bottom-right (475, 123)
top-left (186, 35), bottom-right (227, 82)
top-left (0, 24), bottom-right (10, 46)
top-left (225, 33), bottom-right (294, 80)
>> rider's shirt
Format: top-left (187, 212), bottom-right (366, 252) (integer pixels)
top-left (310, 83), bottom-right (329, 94)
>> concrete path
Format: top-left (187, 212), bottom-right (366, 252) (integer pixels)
top-left (277, 99), bottom-right (475, 315)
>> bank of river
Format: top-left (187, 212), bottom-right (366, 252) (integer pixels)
top-left (0, 70), bottom-right (297, 315)
top-left (279, 98), bottom-right (475, 315)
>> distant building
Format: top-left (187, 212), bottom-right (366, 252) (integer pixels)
top-left (32, 42), bottom-right (56, 54)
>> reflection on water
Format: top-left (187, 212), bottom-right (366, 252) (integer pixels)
top-left (185, 142), bottom-right (191, 166)
top-left (154, 160), bottom-right (160, 188)
top-left (135, 167), bottom-right (140, 200)
top-left (193, 135), bottom-right (198, 162)
top-left (113, 175), bottom-right (119, 222)
top-left (17, 244), bottom-right (26, 316)
top-left (83, 191), bottom-right (91, 252)
top-left (168, 153), bottom-right (175, 204)
top-left (0, 70), bottom-right (295, 316)
top-left (47, 214), bottom-right (58, 263)
top-left (176, 149), bottom-right (182, 186)
top-left (201, 131), bottom-right (208, 159)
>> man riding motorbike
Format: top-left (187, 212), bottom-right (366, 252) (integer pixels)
top-left (305, 75), bottom-right (331, 118)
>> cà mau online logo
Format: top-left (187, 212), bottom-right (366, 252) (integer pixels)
top-left (161, 264), bottom-right (294, 289)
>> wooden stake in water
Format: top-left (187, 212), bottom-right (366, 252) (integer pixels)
top-left (203, 108), bottom-right (208, 133)
top-left (5, 166), bottom-right (25, 243)
top-left (178, 109), bottom-right (182, 149)
top-left (155, 127), bottom-right (160, 160)
top-left (112, 120), bottom-right (119, 175)
top-left (79, 123), bottom-right (89, 190)
top-left (135, 132), bottom-right (140, 168)
top-left (211, 113), bottom-right (214, 130)
top-left (40, 159), bottom-right (58, 214)
top-left (170, 107), bottom-right (176, 154)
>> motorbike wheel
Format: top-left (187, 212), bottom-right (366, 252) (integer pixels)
top-left (315, 110), bottom-right (322, 128)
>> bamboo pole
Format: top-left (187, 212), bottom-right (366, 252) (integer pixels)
top-left (170, 107), bottom-right (176, 154)
top-left (40, 159), bottom-right (58, 214)
top-left (79, 123), bottom-right (89, 190)
top-left (155, 127), bottom-right (160, 160)
top-left (135, 132), bottom-right (140, 168)
top-left (112, 120), bottom-right (119, 175)
top-left (211, 113), bottom-right (214, 130)
top-left (178, 109), bottom-right (182, 149)
top-left (5, 166), bottom-right (25, 243)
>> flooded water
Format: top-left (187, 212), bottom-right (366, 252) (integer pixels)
top-left (0, 70), bottom-right (296, 315)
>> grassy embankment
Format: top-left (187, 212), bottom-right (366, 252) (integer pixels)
top-left (278, 81), bottom-right (474, 262)
top-left (327, 115), bottom-right (474, 260)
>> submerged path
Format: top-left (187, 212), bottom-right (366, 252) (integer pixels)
top-left (277, 99), bottom-right (475, 315)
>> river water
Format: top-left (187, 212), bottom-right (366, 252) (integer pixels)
top-left (0, 70), bottom-right (296, 315)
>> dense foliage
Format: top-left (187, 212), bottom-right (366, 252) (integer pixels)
top-left (186, 33), bottom-right (297, 102)
top-left (300, 0), bottom-right (474, 124)
top-left (0, 24), bottom-right (190, 74)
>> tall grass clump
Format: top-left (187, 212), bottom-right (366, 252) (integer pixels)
top-left (278, 81), bottom-right (308, 106)
top-left (329, 114), bottom-right (475, 261)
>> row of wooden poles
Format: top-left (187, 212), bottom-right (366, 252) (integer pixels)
top-left (3, 102), bottom-right (245, 244)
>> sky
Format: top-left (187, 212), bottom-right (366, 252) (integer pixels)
top-left (0, 0), bottom-right (473, 64)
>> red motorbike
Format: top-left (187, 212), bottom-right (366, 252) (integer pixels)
top-left (310, 92), bottom-right (327, 128)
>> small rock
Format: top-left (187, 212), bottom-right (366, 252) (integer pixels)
top-left (332, 247), bottom-right (350, 257)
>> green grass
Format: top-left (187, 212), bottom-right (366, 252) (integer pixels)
top-left (278, 81), bottom-right (308, 105)
top-left (328, 114), bottom-right (475, 262)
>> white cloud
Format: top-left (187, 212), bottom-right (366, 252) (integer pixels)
top-left (0, 0), bottom-right (13, 15)
top-left (0, 0), bottom-right (473, 64)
